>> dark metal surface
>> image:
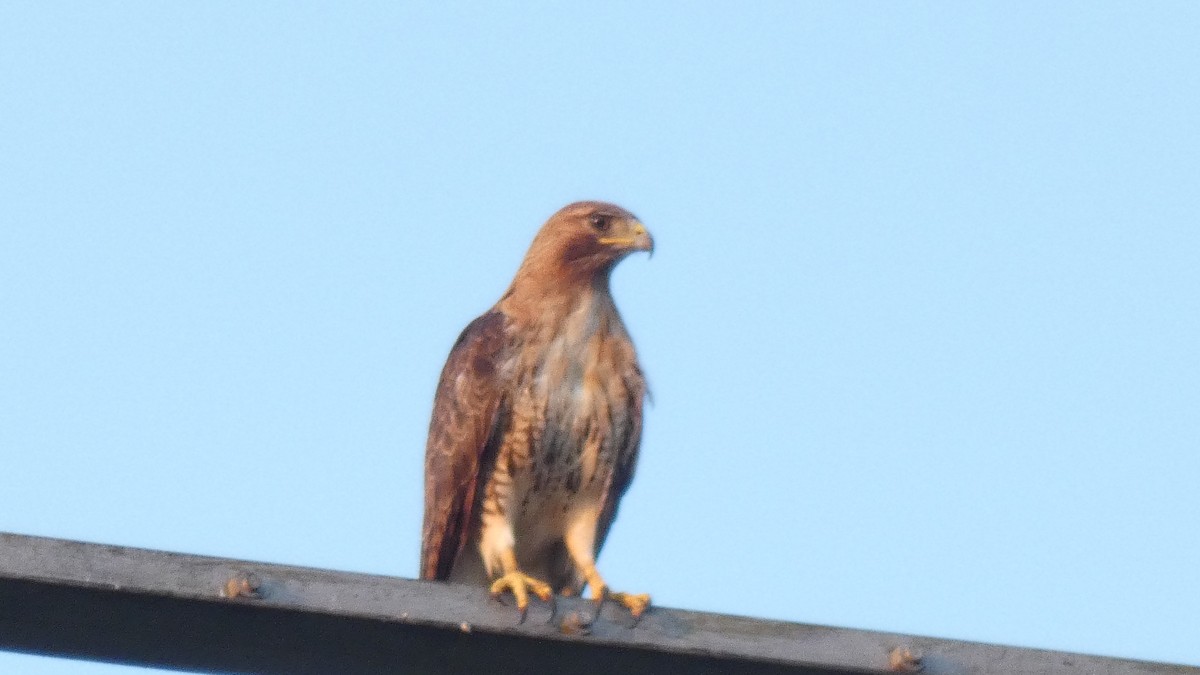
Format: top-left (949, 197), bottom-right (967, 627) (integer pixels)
top-left (0, 532), bottom-right (1194, 675)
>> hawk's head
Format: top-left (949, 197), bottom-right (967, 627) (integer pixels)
top-left (526, 201), bottom-right (653, 281)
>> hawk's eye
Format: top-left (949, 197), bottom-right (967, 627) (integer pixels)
top-left (589, 215), bottom-right (610, 232)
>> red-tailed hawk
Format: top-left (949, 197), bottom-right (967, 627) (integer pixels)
top-left (421, 201), bottom-right (652, 620)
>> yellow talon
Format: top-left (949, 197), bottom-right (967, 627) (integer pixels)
top-left (588, 578), bottom-right (652, 621)
top-left (610, 591), bottom-right (651, 619)
top-left (489, 571), bottom-right (553, 621)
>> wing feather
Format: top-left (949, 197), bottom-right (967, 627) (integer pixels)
top-left (594, 362), bottom-right (645, 556)
top-left (420, 310), bottom-right (509, 580)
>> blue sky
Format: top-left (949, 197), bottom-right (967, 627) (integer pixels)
top-left (2, 2), bottom-right (1198, 672)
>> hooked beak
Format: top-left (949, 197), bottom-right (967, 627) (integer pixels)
top-left (598, 222), bottom-right (654, 258)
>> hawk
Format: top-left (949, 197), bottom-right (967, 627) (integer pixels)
top-left (420, 201), bottom-right (653, 620)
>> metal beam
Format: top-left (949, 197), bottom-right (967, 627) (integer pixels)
top-left (0, 532), bottom-right (1194, 675)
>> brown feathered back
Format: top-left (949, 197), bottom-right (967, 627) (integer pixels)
top-left (420, 311), bottom-right (508, 580)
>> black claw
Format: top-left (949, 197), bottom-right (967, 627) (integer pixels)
top-left (543, 595), bottom-right (559, 625)
top-left (626, 610), bottom-right (645, 629)
top-left (516, 604), bottom-right (528, 625)
top-left (590, 590), bottom-right (608, 625)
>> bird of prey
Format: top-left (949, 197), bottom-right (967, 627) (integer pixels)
top-left (421, 201), bottom-right (653, 620)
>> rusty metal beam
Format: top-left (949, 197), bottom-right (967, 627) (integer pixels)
top-left (0, 532), bottom-right (1194, 675)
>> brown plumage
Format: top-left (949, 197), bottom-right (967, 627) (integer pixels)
top-left (421, 201), bottom-right (653, 618)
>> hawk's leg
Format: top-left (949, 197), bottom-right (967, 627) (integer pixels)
top-left (488, 549), bottom-right (553, 623)
top-left (564, 513), bottom-right (651, 621)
